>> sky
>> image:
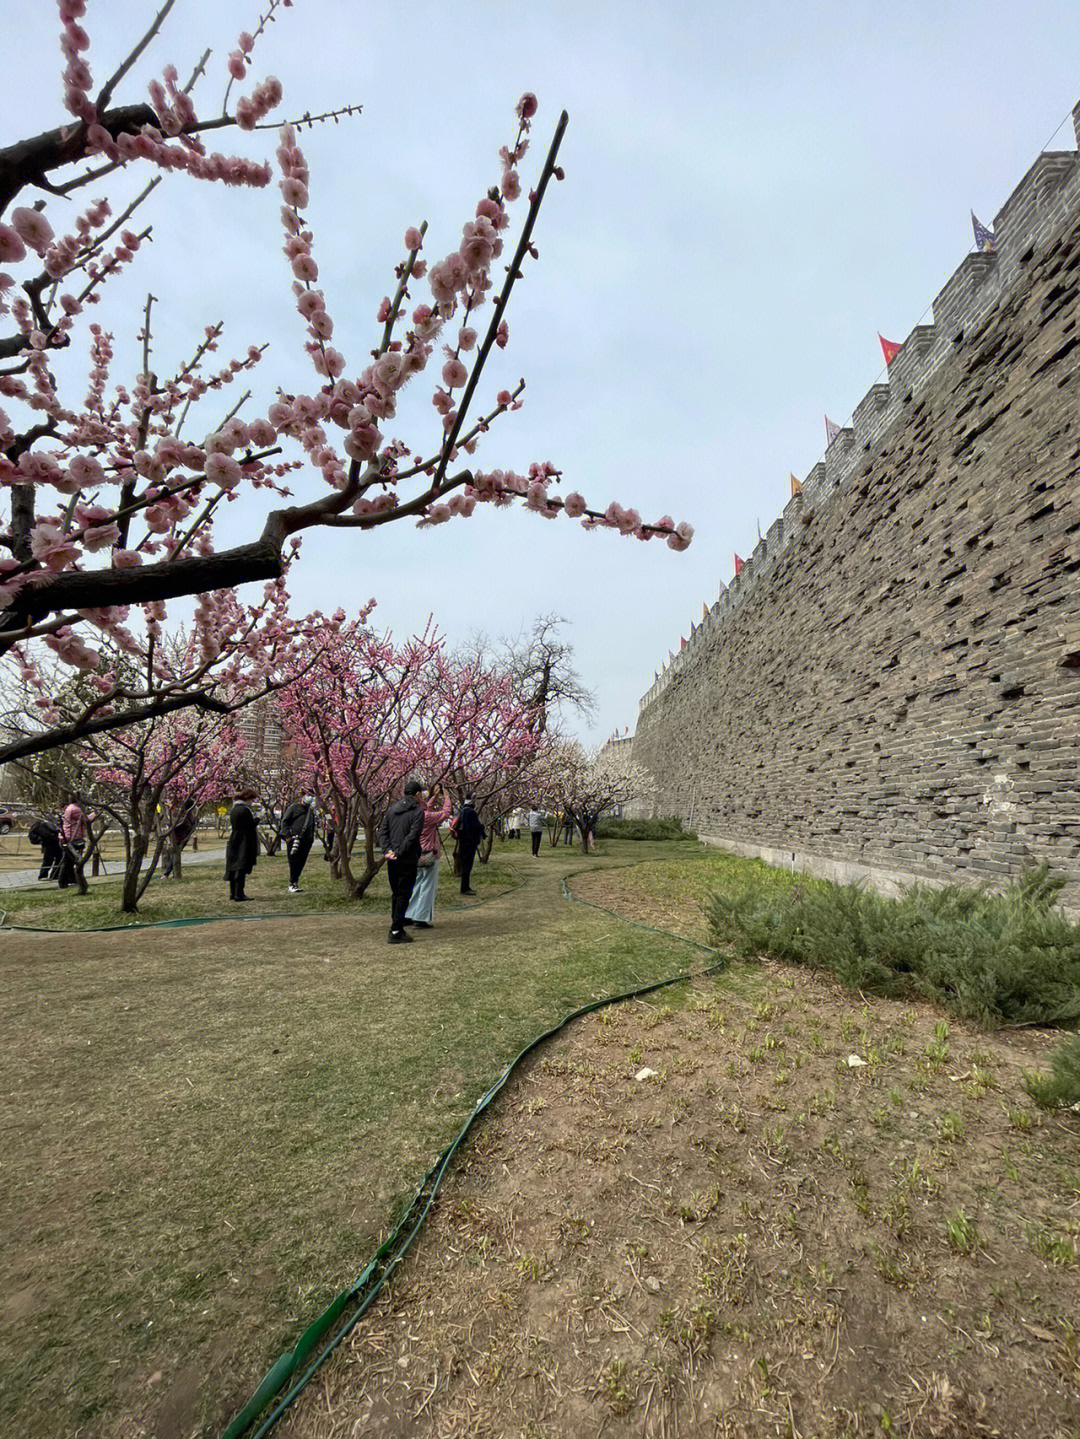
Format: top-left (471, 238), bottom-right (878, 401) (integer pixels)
top-left (7, 1), bottom-right (1080, 742)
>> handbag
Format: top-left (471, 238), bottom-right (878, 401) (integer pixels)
top-left (417, 850), bottom-right (436, 868)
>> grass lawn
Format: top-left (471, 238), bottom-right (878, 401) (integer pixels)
top-left (0, 839), bottom-right (706, 1438)
top-left (0, 844), bottom-right (522, 930)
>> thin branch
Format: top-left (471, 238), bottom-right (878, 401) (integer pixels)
top-left (436, 110), bottom-right (568, 484)
top-left (96, 0), bottom-right (179, 113)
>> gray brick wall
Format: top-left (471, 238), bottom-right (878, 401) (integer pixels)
top-left (632, 156), bottom-right (1080, 908)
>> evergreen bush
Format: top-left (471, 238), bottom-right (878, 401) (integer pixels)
top-left (708, 863), bottom-right (1080, 1030)
top-left (594, 817), bottom-right (697, 841)
top-left (1024, 1031), bottom-right (1080, 1110)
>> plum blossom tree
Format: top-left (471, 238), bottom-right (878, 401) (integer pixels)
top-left (419, 644), bottom-right (549, 866)
top-left (274, 613), bottom-right (549, 894)
top-left (0, 2), bottom-right (693, 764)
top-left (545, 740), bottom-right (656, 854)
top-left (273, 612), bottom-right (429, 899)
top-left (92, 698), bottom-right (247, 909)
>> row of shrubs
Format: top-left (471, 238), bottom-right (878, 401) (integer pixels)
top-left (594, 816), bottom-right (697, 841)
top-left (708, 862), bottom-right (1080, 1109)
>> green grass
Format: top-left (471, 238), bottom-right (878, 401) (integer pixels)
top-left (0, 849), bottom-right (521, 930)
top-left (708, 862), bottom-right (1080, 1030)
top-left (0, 841), bottom-right (719, 1438)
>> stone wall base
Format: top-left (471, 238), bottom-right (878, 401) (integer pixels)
top-left (698, 833), bottom-right (1080, 923)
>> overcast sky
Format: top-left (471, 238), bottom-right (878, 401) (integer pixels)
top-left (8, 1), bottom-right (1080, 741)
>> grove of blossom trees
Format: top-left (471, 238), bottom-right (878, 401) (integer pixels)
top-left (273, 617), bottom-right (550, 897)
top-left (0, 1), bottom-right (693, 766)
top-left (545, 740), bottom-right (657, 853)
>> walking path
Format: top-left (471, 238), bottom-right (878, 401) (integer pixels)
top-left (0, 846), bottom-right (226, 891)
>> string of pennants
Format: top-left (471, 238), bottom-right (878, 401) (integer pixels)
top-left (652, 212), bottom-right (998, 688)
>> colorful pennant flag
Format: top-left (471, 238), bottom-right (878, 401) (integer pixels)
top-left (790, 473), bottom-right (803, 497)
top-left (680, 636), bottom-right (687, 649)
top-left (878, 333), bottom-right (902, 365)
top-left (702, 602), bottom-right (709, 620)
top-left (971, 210), bottom-right (996, 253)
top-left (825, 415), bottom-right (841, 445)
top-left (733, 553), bottom-right (744, 576)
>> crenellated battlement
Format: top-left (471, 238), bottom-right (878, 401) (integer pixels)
top-left (637, 106), bottom-right (1080, 720)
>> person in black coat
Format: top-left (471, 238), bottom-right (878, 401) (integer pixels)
top-left (29, 817), bottom-right (63, 880)
top-left (455, 795), bottom-right (486, 895)
top-left (224, 789), bottom-right (259, 901)
top-left (282, 793), bottom-right (317, 892)
top-left (376, 779), bottom-right (425, 943)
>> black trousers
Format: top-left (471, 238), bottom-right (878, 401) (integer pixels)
top-left (287, 837), bottom-right (312, 885)
top-left (228, 870), bottom-right (249, 900)
top-left (459, 842), bottom-right (478, 893)
top-left (386, 856), bottom-right (419, 932)
top-left (57, 841), bottom-right (84, 888)
top-left (38, 839), bottom-right (62, 879)
top-left (531, 830), bottom-right (541, 856)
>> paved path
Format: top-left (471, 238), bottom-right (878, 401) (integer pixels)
top-left (0, 846), bottom-right (226, 891)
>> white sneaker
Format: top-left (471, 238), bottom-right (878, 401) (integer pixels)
top-left (288, 884), bottom-right (299, 894)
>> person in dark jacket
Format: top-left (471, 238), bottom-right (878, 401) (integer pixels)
top-left (224, 789), bottom-right (259, 901)
top-left (29, 817), bottom-right (63, 880)
top-left (376, 779), bottom-right (425, 943)
top-left (455, 795), bottom-right (486, 895)
top-left (281, 793), bottom-right (317, 892)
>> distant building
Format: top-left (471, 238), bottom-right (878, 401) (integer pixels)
top-left (235, 697), bottom-right (286, 774)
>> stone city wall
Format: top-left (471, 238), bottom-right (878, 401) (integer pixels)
top-left (630, 104), bottom-right (1080, 909)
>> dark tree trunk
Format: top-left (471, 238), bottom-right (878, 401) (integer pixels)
top-left (122, 832), bottom-right (149, 913)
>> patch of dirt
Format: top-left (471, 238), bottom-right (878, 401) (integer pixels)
top-left (572, 864), bottom-right (711, 944)
top-left (282, 958), bottom-right (1080, 1438)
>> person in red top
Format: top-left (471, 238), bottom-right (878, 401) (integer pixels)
top-left (403, 785), bottom-right (453, 928)
top-left (57, 798), bottom-right (90, 889)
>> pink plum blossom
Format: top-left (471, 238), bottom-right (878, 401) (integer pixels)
top-left (205, 453), bottom-right (242, 488)
top-left (442, 357), bottom-right (467, 389)
top-left (0, 226), bottom-right (27, 263)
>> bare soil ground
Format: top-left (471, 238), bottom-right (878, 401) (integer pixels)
top-left (282, 865), bottom-right (1080, 1439)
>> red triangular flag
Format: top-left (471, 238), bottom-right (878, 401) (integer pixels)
top-left (878, 333), bottom-right (902, 365)
top-left (680, 636), bottom-right (687, 649)
top-left (733, 553), bottom-right (744, 576)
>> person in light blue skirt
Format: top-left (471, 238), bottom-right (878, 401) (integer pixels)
top-left (404, 785), bottom-right (453, 928)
